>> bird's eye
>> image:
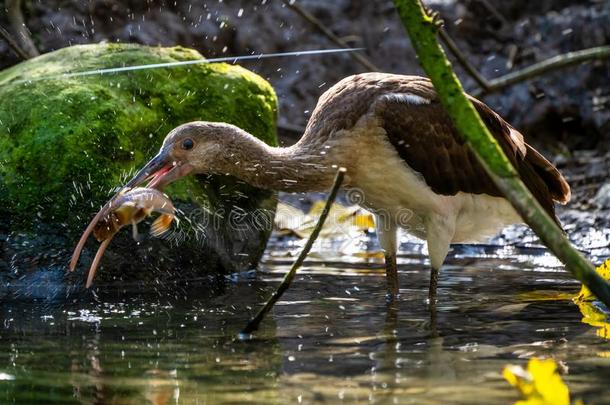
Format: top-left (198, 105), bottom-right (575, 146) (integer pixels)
top-left (181, 138), bottom-right (194, 150)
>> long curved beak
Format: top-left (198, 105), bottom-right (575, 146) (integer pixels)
top-left (68, 152), bottom-right (170, 272)
top-left (123, 151), bottom-right (172, 189)
top-left (125, 151), bottom-right (194, 190)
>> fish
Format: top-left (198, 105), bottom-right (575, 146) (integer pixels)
top-left (69, 187), bottom-right (176, 288)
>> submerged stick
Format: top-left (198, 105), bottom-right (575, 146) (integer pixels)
top-left (393, 0), bottom-right (610, 306)
top-left (241, 167), bottom-right (346, 335)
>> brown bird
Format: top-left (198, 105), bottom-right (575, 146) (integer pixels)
top-left (107, 73), bottom-right (571, 300)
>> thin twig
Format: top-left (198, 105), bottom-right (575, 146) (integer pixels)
top-left (438, 28), bottom-right (492, 91)
top-left (241, 167), bottom-right (346, 335)
top-left (427, 9), bottom-right (610, 97)
top-left (475, 0), bottom-right (510, 27)
top-left (0, 24), bottom-right (29, 60)
top-left (6, 0), bottom-right (39, 58)
top-left (425, 7), bottom-right (492, 91)
top-left (281, 0), bottom-right (379, 71)
top-left (474, 45), bottom-right (610, 97)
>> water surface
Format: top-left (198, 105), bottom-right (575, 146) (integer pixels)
top-left (1, 234), bottom-right (609, 404)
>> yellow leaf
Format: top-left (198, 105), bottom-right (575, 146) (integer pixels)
top-left (570, 259), bottom-right (610, 341)
top-left (503, 358), bottom-right (570, 405)
top-left (574, 258), bottom-right (610, 302)
top-left (352, 212), bottom-right (375, 230)
top-left (576, 300), bottom-right (610, 339)
top-left (518, 291), bottom-right (574, 302)
top-left (274, 202), bottom-right (374, 239)
top-left (352, 251), bottom-right (385, 259)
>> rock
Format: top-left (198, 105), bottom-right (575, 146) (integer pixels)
top-left (0, 43), bottom-right (278, 299)
top-left (593, 183), bottom-right (610, 209)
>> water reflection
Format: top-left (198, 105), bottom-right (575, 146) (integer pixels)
top-left (0, 236), bottom-right (609, 404)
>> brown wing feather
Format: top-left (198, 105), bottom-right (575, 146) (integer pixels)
top-left (374, 87), bottom-right (570, 226)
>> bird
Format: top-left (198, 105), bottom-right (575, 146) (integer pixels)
top-left (117, 72), bottom-right (571, 301)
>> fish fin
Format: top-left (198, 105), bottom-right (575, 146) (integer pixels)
top-left (131, 221), bottom-right (143, 242)
top-left (150, 214), bottom-right (175, 237)
top-left (114, 204), bottom-right (137, 224)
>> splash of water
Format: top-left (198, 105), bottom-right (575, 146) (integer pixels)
top-left (11, 48), bottom-right (364, 85)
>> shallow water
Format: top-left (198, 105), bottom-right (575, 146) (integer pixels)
top-left (1, 233), bottom-right (609, 404)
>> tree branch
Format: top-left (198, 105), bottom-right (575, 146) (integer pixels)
top-left (0, 24), bottom-right (30, 60)
top-left (393, 0), bottom-right (610, 307)
top-left (438, 27), bottom-right (492, 91)
top-left (6, 0), bottom-right (39, 58)
top-left (281, 0), bottom-right (379, 72)
top-left (428, 8), bottom-right (610, 97)
top-left (474, 45), bottom-right (610, 97)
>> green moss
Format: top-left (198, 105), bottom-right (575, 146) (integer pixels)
top-left (0, 43), bottom-right (278, 232)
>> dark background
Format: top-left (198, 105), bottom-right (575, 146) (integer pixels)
top-left (1, 0), bottom-right (609, 151)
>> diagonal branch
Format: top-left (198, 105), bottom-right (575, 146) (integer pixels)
top-left (438, 27), bottom-right (492, 91)
top-left (6, 0), bottom-right (39, 58)
top-left (474, 45), bottom-right (610, 97)
top-left (428, 8), bottom-right (610, 97)
top-left (393, 0), bottom-right (610, 307)
top-left (0, 24), bottom-right (30, 60)
top-left (241, 167), bottom-right (346, 335)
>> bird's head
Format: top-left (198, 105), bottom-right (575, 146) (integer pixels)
top-left (124, 121), bottom-right (239, 190)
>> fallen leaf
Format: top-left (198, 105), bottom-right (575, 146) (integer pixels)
top-left (503, 358), bottom-right (571, 405)
top-left (574, 258), bottom-right (610, 302)
top-left (274, 202), bottom-right (374, 239)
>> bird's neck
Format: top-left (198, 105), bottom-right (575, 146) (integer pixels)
top-left (219, 129), bottom-right (338, 192)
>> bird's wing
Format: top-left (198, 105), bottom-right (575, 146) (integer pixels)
top-left (373, 89), bottom-right (569, 224)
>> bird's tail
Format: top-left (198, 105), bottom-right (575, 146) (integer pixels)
top-left (525, 144), bottom-right (571, 204)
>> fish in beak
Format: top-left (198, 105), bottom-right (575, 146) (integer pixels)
top-left (68, 149), bottom-right (193, 287)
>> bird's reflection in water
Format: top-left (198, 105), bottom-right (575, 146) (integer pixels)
top-left (69, 353), bottom-right (179, 405)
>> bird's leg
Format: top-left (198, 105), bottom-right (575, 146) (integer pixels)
top-left (375, 214), bottom-right (399, 300)
top-left (385, 251), bottom-right (399, 298)
top-left (429, 266), bottom-right (440, 303)
top-left (425, 215), bottom-right (455, 305)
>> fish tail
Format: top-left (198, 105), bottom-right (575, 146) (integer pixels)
top-left (150, 214), bottom-right (175, 237)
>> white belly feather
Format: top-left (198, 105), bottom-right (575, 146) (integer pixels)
top-left (334, 117), bottom-right (523, 244)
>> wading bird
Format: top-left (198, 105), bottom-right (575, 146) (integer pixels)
top-left (76, 73), bottom-right (570, 300)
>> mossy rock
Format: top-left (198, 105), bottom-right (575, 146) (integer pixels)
top-left (0, 43), bottom-right (278, 298)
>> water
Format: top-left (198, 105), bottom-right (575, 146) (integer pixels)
top-left (1, 234), bottom-right (609, 404)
